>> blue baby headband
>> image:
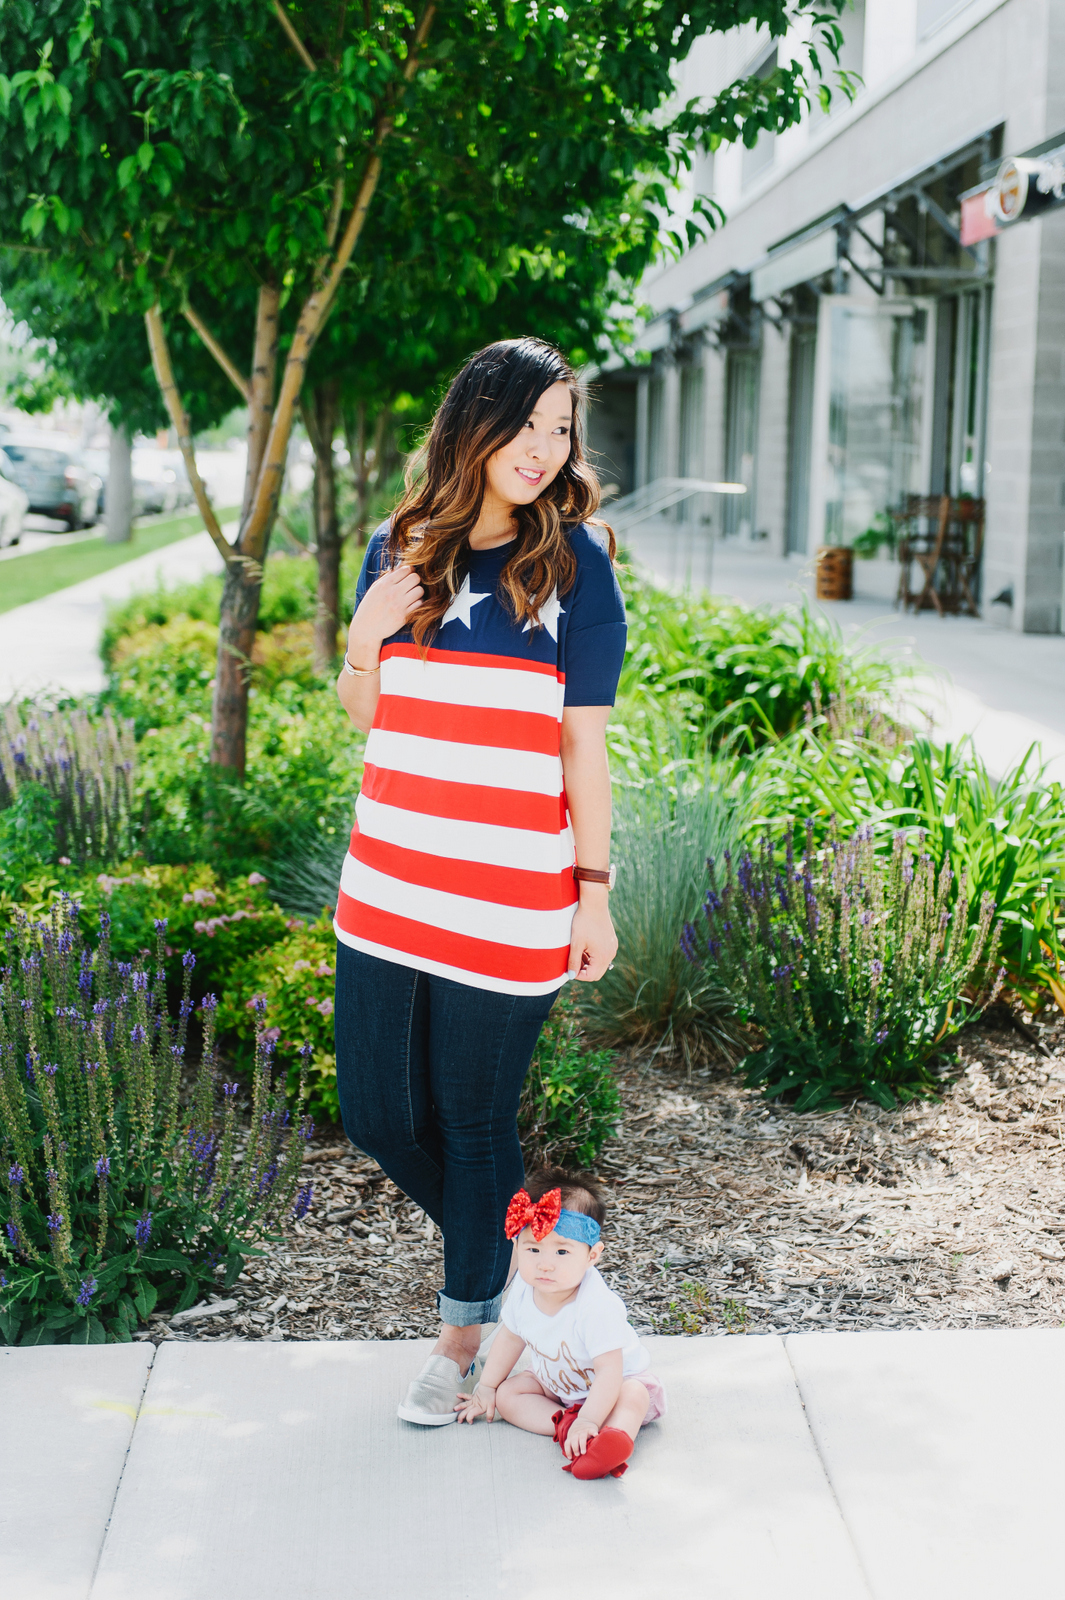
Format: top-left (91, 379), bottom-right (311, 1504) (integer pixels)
top-left (505, 1187), bottom-right (602, 1246)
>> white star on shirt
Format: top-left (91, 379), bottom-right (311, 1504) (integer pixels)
top-left (441, 574), bottom-right (491, 629)
top-left (522, 587), bottom-right (564, 642)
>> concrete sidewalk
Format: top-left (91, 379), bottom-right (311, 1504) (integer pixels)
top-left (0, 528), bottom-right (230, 701)
top-left (4, 1329), bottom-right (1063, 1600)
top-left (631, 531), bottom-right (1065, 783)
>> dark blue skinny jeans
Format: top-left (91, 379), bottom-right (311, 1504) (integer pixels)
top-left (333, 942), bottom-right (556, 1326)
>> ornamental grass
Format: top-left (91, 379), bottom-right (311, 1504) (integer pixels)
top-left (0, 897), bottom-right (313, 1345)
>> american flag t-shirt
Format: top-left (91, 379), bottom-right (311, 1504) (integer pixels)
top-left (334, 523), bottom-right (627, 996)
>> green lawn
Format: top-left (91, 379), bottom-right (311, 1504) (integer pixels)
top-left (0, 507), bottom-right (241, 614)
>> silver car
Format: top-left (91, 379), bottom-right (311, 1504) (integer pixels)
top-left (0, 432), bottom-right (100, 531)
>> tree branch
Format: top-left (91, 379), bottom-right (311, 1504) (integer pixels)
top-left (182, 305), bottom-right (251, 402)
top-left (143, 304), bottom-right (235, 568)
top-left (238, 4), bottom-right (436, 559)
top-left (271, 0), bottom-right (317, 71)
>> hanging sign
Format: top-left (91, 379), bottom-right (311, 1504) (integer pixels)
top-left (990, 148), bottom-right (1065, 225)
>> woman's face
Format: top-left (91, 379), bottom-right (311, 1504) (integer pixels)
top-left (484, 379), bottom-right (573, 511)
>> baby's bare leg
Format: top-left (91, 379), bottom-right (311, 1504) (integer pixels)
top-left (495, 1372), bottom-right (560, 1436)
top-left (604, 1379), bottom-right (652, 1441)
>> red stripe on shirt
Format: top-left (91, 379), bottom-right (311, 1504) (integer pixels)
top-left (361, 763), bottom-right (567, 834)
top-left (335, 889), bottom-right (571, 983)
top-left (381, 641), bottom-right (564, 679)
top-left (373, 694), bottom-right (561, 755)
top-left (349, 824), bottom-right (577, 911)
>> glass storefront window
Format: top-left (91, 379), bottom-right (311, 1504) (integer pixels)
top-left (817, 297), bottom-right (935, 546)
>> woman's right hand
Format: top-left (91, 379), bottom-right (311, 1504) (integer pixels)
top-left (346, 564), bottom-right (424, 664)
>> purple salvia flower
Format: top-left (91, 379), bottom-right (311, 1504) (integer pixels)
top-left (154, 918), bottom-right (168, 934)
top-left (8, 1164), bottom-right (24, 1186)
top-left (223, 1082), bottom-right (239, 1097)
top-left (135, 1213), bottom-right (152, 1248)
top-left (95, 1156), bottom-right (110, 1179)
top-left (201, 993), bottom-right (218, 1013)
top-left (76, 1276), bottom-right (97, 1306)
top-left (129, 1024), bottom-right (146, 1045)
top-left (42, 1061), bottom-right (58, 1077)
top-left (252, 995), bottom-right (268, 1016)
top-left (46, 1213), bottom-right (63, 1235)
top-left (183, 951), bottom-right (196, 971)
top-left (6, 1221), bottom-right (19, 1247)
top-left (292, 1184), bottom-right (314, 1221)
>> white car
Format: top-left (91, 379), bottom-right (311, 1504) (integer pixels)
top-left (0, 461), bottom-right (28, 548)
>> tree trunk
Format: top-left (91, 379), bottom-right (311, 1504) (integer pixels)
top-left (104, 424), bottom-right (133, 544)
top-left (309, 380), bottom-right (341, 674)
top-left (211, 560), bottom-right (262, 772)
top-left (209, 283), bottom-right (279, 777)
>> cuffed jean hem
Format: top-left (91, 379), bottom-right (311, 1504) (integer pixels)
top-left (437, 1289), bottom-right (503, 1328)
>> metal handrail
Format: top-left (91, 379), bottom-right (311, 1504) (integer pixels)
top-left (605, 476), bottom-right (746, 536)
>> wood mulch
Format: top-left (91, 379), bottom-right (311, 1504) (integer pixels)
top-left (148, 1005), bottom-right (1065, 1345)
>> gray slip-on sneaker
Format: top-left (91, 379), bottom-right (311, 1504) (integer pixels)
top-left (397, 1353), bottom-right (470, 1426)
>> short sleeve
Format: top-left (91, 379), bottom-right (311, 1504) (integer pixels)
top-left (353, 523), bottom-right (391, 612)
top-left (501, 1279), bottom-right (526, 1336)
top-left (577, 1288), bottom-right (632, 1360)
top-left (562, 525), bottom-right (627, 707)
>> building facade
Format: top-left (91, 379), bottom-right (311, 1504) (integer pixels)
top-left (587, 0), bottom-right (1065, 632)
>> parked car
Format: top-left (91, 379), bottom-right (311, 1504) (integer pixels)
top-left (81, 448), bottom-right (158, 521)
top-left (0, 456), bottom-right (28, 548)
top-left (131, 448), bottom-right (195, 515)
top-left (0, 433), bottom-right (100, 531)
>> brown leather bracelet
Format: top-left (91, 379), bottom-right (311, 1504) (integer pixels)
top-left (573, 865), bottom-right (617, 889)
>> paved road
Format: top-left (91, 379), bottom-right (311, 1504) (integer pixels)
top-left (0, 528), bottom-right (230, 700)
top-left (3, 1329), bottom-right (1061, 1600)
top-left (629, 530), bottom-right (1065, 783)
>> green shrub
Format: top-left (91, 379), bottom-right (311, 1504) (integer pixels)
top-left (98, 609), bottom-right (362, 874)
top-left (216, 916), bottom-right (339, 1124)
top-left (616, 572), bottom-right (900, 753)
top-left (0, 899), bottom-right (313, 1345)
top-left (0, 785), bottom-right (59, 898)
top-left (685, 823), bottom-right (1004, 1113)
top-left (574, 765), bottom-right (751, 1064)
top-left (518, 994), bottom-right (621, 1169)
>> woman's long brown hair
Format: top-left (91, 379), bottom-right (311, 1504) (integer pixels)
top-left (388, 337), bottom-right (615, 649)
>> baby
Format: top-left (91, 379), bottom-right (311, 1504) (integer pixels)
top-left (455, 1167), bottom-right (666, 1479)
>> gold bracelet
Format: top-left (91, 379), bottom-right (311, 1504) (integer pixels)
top-left (343, 654), bottom-right (381, 678)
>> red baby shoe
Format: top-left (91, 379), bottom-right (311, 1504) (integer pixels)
top-left (561, 1426), bottom-right (634, 1480)
top-left (551, 1403), bottom-right (582, 1453)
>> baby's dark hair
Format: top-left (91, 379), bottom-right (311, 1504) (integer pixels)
top-left (525, 1166), bottom-right (607, 1227)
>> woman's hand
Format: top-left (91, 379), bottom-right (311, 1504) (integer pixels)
top-left (346, 563), bottom-right (424, 664)
top-left (567, 893), bottom-right (618, 983)
top-left (455, 1381), bottom-right (497, 1424)
top-left (563, 1412), bottom-right (600, 1458)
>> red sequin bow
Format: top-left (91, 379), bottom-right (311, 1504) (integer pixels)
top-left (505, 1187), bottom-right (562, 1241)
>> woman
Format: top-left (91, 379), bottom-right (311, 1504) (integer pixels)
top-left (333, 337), bottom-right (626, 1425)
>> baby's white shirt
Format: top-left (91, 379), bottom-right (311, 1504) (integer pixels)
top-left (501, 1266), bottom-right (650, 1403)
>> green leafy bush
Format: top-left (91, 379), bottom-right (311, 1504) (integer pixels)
top-left (684, 823), bottom-right (1003, 1112)
top-left (518, 994), bottom-right (621, 1168)
top-left (217, 916), bottom-right (339, 1123)
top-left (0, 899), bottom-right (313, 1345)
top-left (615, 572), bottom-right (899, 754)
top-left (99, 613), bottom-right (362, 874)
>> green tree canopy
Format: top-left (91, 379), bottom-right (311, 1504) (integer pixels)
top-left (0, 0), bottom-right (849, 771)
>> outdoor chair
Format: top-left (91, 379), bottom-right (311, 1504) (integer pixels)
top-left (943, 498), bottom-right (985, 617)
top-left (895, 494), bottom-right (951, 613)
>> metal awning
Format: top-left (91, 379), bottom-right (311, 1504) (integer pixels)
top-left (746, 126), bottom-right (999, 303)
